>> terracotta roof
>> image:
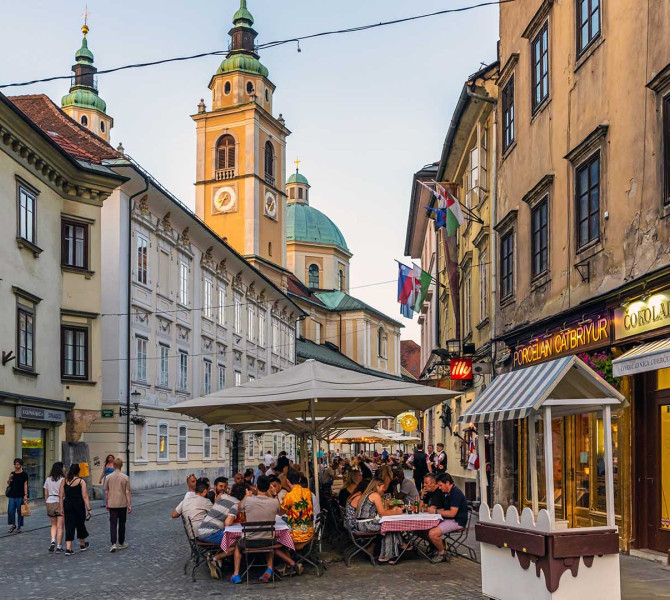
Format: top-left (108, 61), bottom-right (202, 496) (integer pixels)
top-left (287, 274), bottom-right (325, 306)
top-left (7, 94), bottom-right (119, 164)
top-left (401, 340), bottom-right (421, 375)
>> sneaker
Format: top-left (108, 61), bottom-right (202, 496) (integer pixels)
top-left (110, 544), bottom-right (117, 553)
top-left (230, 574), bottom-right (242, 584)
top-left (430, 553), bottom-right (448, 563)
top-left (117, 543), bottom-right (128, 550)
top-left (80, 542), bottom-right (90, 552)
top-left (65, 549), bottom-right (75, 556)
top-left (56, 546), bottom-right (64, 553)
top-left (15, 527), bottom-right (22, 533)
top-left (7, 525), bottom-right (15, 534)
top-left (49, 541), bottom-right (56, 552)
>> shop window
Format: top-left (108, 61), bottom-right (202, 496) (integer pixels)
top-left (596, 410), bottom-right (621, 515)
top-left (658, 367), bottom-right (670, 390)
top-left (21, 428), bottom-right (45, 499)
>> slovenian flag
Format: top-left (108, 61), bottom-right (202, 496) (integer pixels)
top-left (412, 264), bottom-right (432, 313)
top-left (397, 263), bottom-right (415, 318)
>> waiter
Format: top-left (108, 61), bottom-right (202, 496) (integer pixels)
top-left (410, 444), bottom-right (430, 491)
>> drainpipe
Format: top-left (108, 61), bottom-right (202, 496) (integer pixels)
top-left (126, 176), bottom-right (150, 476)
top-left (490, 97), bottom-right (498, 373)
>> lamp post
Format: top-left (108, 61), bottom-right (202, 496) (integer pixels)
top-left (121, 389), bottom-right (141, 476)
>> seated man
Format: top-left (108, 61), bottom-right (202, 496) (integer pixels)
top-left (421, 474), bottom-right (446, 511)
top-left (299, 474), bottom-right (320, 520)
top-left (281, 470), bottom-right (314, 549)
top-left (184, 474), bottom-right (197, 499)
top-left (213, 476), bottom-right (228, 498)
top-left (267, 475), bottom-right (283, 501)
top-left (427, 473), bottom-right (470, 563)
top-left (172, 481), bottom-right (212, 538)
top-left (232, 472), bottom-right (244, 485)
top-left (254, 463), bottom-right (267, 483)
top-left (394, 469), bottom-right (419, 503)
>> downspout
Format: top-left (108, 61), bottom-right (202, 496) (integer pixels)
top-left (126, 176), bottom-right (150, 476)
top-left (490, 96), bottom-right (499, 374)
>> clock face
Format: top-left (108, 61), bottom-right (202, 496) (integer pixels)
top-left (213, 187), bottom-right (236, 214)
top-left (264, 192), bottom-right (277, 220)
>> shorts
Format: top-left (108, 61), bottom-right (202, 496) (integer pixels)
top-left (46, 504), bottom-right (62, 518)
top-left (437, 519), bottom-right (462, 535)
top-left (237, 538), bottom-right (274, 550)
top-left (199, 530), bottom-right (224, 546)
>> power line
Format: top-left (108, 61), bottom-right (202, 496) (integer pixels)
top-left (0, 1), bottom-right (513, 89)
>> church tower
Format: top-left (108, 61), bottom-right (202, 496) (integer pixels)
top-left (193, 0), bottom-right (290, 284)
top-left (61, 22), bottom-right (113, 142)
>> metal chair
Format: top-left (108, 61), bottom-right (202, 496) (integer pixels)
top-left (342, 517), bottom-right (379, 567)
top-left (182, 517), bottom-right (223, 581)
top-left (240, 521), bottom-right (281, 585)
top-left (294, 512), bottom-right (327, 576)
top-left (444, 507), bottom-right (478, 562)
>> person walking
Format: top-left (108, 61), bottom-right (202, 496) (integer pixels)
top-left (59, 464), bottom-right (91, 556)
top-left (44, 462), bottom-right (65, 552)
top-left (6, 458), bottom-right (29, 533)
top-left (99, 455), bottom-right (115, 507)
top-left (104, 457), bottom-right (131, 553)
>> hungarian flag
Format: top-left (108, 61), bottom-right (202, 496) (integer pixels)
top-left (435, 183), bottom-right (465, 236)
top-left (397, 263), bottom-right (415, 318)
top-left (412, 265), bottom-right (432, 313)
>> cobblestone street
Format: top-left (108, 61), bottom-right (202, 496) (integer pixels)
top-left (0, 490), bottom-right (668, 600)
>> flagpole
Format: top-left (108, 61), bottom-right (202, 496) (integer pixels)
top-left (428, 180), bottom-right (484, 226)
top-left (394, 259), bottom-right (445, 289)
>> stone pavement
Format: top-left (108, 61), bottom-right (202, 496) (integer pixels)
top-left (0, 491), bottom-right (668, 600)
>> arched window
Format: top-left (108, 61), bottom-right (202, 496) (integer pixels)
top-left (80, 115), bottom-right (88, 127)
top-left (264, 141), bottom-right (275, 183)
top-left (308, 264), bottom-right (319, 289)
top-left (377, 327), bottom-right (387, 358)
top-left (338, 269), bottom-right (345, 291)
top-left (216, 135), bottom-right (236, 174)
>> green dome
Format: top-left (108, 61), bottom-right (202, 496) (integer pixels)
top-left (287, 172), bottom-right (309, 185)
top-left (233, 0), bottom-right (254, 26)
top-left (61, 88), bottom-right (107, 113)
top-left (75, 37), bottom-right (94, 63)
top-left (286, 203), bottom-right (350, 253)
top-left (217, 54), bottom-right (269, 78)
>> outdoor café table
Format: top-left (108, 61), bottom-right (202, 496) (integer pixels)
top-left (221, 515), bottom-right (295, 554)
top-left (379, 513), bottom-right (442, 562)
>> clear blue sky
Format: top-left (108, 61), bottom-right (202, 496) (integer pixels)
top-left (1, 0), bottom-right (499, 344)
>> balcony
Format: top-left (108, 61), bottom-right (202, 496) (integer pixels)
top-left (215, 168), bottom-right (236, 181)
top-left (264, 172), bottom-right (275, 187)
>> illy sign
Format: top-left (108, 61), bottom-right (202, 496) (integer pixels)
top-left (450, 358), bottom-right (473, 380)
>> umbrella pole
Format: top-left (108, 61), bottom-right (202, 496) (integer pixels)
top-left (311, 433), bottom-right (320, 495)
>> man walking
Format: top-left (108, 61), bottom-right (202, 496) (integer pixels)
top-left (104, 457), bottom-right (131, 552)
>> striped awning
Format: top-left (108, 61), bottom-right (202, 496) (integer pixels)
top-left (612, 338), bottom-right (670, 377)
top-left (459, 355), bottom-right (625, 424)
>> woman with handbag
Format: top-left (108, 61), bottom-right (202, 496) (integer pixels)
top-left (59, 464), bottom-right (92, 556)
top-left (6, 458), bottom-right (29, 533)
top-left (44, 462), bottom-right (65, 552)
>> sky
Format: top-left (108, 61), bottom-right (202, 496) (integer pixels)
top-left (1, 1), bottom-right (499, 344)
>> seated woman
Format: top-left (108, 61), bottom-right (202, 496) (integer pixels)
top-left (338, 468), bottom-right (363, 508)
top-left (354, 477), bottom-right (405, 564)
top-left (344, 480), bottom-right (368, 532)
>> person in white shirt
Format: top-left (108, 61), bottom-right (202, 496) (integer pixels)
top-left (172, 482), bottom-right (212, 538)
top-left (44, 462), bottom-right (65, 552)
top-left (264, 451), bottom-right (275, 468)
top-left (184, 474), bottom-right (197, 499)
top-left (394, 469), bottom-right (419, 503)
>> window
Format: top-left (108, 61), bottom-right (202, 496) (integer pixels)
top-left (17, 305), bottom-right (35, 371)
top-left (224, 81), bottom-right (232, 95)
top-left (61, 326), bottom-right (88, 379)
top-left (308, 264), bottom-right (319, 288)
top-left (531, 197), bottom-right (549, 277)
top-left (80, 115), bottom-right (88, 127)
top-left (203, 279), bottom-right (213, 319)
top-left (178, 350), bottom-right (188, 391)
top-left (500, 231), bottom-right (515, 299)
top-left (158, 344), bottom-right (169, 387)
top-left (531, 23), bottom-right (550, 112)
top-left (134, 422), bottom-right (147, 461)
top-left (100, 121), bottom-right (105, 133)
top-left (338, 269), bottom-right (345, 291)
top-left (377, 328), bottom-right (387, 358)
top-left (136, 234), bottom-right (148, 285)
top-left (298, 188), bottom-right (304, 200)
top-left (216, 134), bottom-right (236, 171)
top-left (203, 427), bottom-right (211, 459)
top-left (264, 141), bottom-right (275, 183)
top-left (272, 319), bottom-right (280, 353)
top-left (289, 188), bottom-right (295, 200)
top-left (248, 375), bottom-right (255, 382)
top-left (467, 147), bottom-right (478, 209)
top-left (502, 76), bottom-right (515, 152)
top-left (247, 433), bottom-right (254, 459)
top-left (246, 81), bottom-right (254, 95)
top-left (258, 311), bottom-right (266, 347)
top-left (247, 304), bottom-right (255, 341)
top-left (463, 275), bottom-right (472, 337)
top-left (18, 185), bottom-right (36, 244)
top-left (203, 360), bottom-right (212, 395)
top-left (218, 428), bottom-right (227, 460)
top-left (61, 220), bottom-right (88, 269)
top-left (314, 321), bottom-right (321, 345)
top-left (577, 0), bottom-right (601, 55)
top-left (479, 248), bottom-right (489, 322)
top-left (289, 330), bottom-right (295, 362)
top-left (664, 95), bottom-right (670, 205)
top-left (218, 364), bottom-right (226, 390)
top-left (135, 337), bottom-right (147, 382)
top-left (217, 287), bottom-right (226, 326)
top-left (178, 424), bottom-right (188, 461)
top-left (234, 371), bottom-right (242, 387)
top-left (479, 126), bottom-right (489, 191)
top-left (233, 292), bottom-right (242, 333)
top-left (178, 259), bottom-right (189, 305)
top-left (158, 422), bottom-right (169, 461)
top-left (576, 153), bottom-right (600, 248)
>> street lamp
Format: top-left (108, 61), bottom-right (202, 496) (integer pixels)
top-left (121, 389), bottom-right (141, 476)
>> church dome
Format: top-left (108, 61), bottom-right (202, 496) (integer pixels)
top-left (287, 171), bottom-right (309, 185)
top-left (286, 203), bottom-right (350, 254)
top-left (61, 88), bottom-right (107, 113)
top-left (216, 54), bottom-right (269, 78)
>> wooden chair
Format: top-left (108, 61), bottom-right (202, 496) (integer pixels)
top-left (240, 521), bottom-right (281, 585)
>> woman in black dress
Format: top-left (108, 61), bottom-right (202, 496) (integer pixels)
top-left (59, 464), bottom-right (92, 556)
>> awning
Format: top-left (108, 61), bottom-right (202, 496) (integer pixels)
top-left (612, 338), bottom-right (670, 377)
top-left (459, 355), bottom-right (625, 424)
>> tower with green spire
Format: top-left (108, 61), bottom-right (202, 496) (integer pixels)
top-left (61, 23), bottom-right (113, 142)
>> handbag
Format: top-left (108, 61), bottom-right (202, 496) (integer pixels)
top-left (21, 502), bottom-right (31, 517)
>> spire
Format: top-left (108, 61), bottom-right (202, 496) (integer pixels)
top-left (232, 0), bottom-right (254, 27)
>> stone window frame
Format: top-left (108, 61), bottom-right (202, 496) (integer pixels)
top-left (157, 420), bottom-right (170, 463)
top-left (522, 174), bottom-right (554, 288)
top-left (647, 63), bottom-right (670, 216)
top-left (16, 176), bottom-right (42, 257)
top-left (177, 422), bottom-right (189, 462)
top-left (499, 54), bottom-right (519, 158)
top-left (494, 210), bottom-right (518, 306)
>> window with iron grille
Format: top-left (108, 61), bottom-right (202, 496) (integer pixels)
top-left (62, 220), bottom-right (88, 269)
top-left (500, 232), bottom-right (514, 300)
top-left (577, 0), bottom-right (601, 55)
top-left (62, 325), bottom-right (88, 379)
top-left (531, 23), bottom-right (550, 112)
top-left (502, 76), bottom-right (515, 152)
top-left (531, 197), bottom-right (549, 277)
top-left (575, 153), bottom-right (600, 248)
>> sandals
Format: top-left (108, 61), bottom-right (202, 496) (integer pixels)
top-left (259, 568), bottom-right (273, 583)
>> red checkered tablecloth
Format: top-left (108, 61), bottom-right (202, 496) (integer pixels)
top-left (221, 526), bottom-right (295, 553)
top-left (380, 514), bottom-right (442, 534)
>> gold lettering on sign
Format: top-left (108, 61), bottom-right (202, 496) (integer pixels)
top-left (614, 291), bottom-right (670, 340)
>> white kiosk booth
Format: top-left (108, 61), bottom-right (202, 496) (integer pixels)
top-left (460, 356), bottom-right (625, 600)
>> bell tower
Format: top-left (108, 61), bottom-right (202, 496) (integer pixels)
top-left (193, 0), bottom-right (290, 283)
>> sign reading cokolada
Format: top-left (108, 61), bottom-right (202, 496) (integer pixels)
top-left (513, 314), bottom-right (611, 369)
top-left (613, 289), bottom-right (670, 340)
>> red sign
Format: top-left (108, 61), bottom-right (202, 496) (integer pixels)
top-left (450, 358), bottom-right (473, 380)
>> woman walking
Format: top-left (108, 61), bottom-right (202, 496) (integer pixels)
top-left (6, 458), bottom-right (29, 533)
top-left (99, 455), bottom-right (115, 508)
top-left (59, 464), bottom-right (92, 556)
top-left (44, 462), bottom-right (65, 552)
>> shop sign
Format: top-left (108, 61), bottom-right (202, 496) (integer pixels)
top-left (614, 289), bottom-right (670, 340)
top-left (101, 409), bottom-right (115, 418)
top-left (513, 314), bottom-right (611, 369)
top-left (15, 405), bottom-right (66, 423)
top-left (450, 358), bottom-right (473, 380)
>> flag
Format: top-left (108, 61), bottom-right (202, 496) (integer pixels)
top-left (397, 263), bottom-right (414, 318)
top-left (425, 206), bottom-right (446, 228)
top-left (412, 264), bottom-right (432, 313)
top-left (435, 183), bottom-right (465, 236)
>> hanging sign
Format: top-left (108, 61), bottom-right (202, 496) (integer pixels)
top-left (398, 413), bottom-right (419, 432)
top-left (450, 358), bottom-right (473, 380)
top-left (613, 289), bottom-right (670, 340)
top-left (513, 313), bottom-right (611, 369)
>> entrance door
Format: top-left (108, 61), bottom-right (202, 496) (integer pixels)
top-left (21, 428), bottom-right (45, 500)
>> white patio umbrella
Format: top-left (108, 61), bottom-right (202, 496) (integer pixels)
top-left (167, 360), bottom-right (459, 490)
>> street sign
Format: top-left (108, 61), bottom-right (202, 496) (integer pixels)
top-left (101, 409), bottom-right (115, 418)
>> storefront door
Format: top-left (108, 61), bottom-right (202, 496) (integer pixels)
top-left (21, 428), bottom-right (46, 500)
